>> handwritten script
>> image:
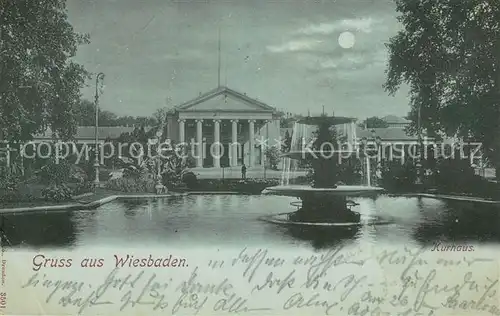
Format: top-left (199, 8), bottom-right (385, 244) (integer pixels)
top-left (18, 245), bottom-right (500, 315)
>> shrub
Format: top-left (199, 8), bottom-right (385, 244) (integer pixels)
top-left (435, 158), bottom-right (476, 193)
top-left (380, 160), bottom-right (417, 192)
top-left (38, 158), bottom-right (71, 185)
top-left (105, 178), bottom-right (156, 193)
top-left (41, 184), bottom-right (73, 202)
top-left (264, 146), bottom-right (281, 170)
top-left (0, 170), bottom-right (19, 193)
top-left (337, 158), bottom-right (363, 185)
top-left (0, 165), bottom-right (22, 203)
top-left (431, 158), bottom-right (499, 198)
top-left (181, 172), bottom-right (198, 190)
top-left (73, 181), bottom-right (94, 196)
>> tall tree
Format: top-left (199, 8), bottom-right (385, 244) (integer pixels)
top-left (358, 117), bottom-right (389, 129)
top-left (73, 99), bottom-right (157, 127)
top-left (385, 0), bottom-right (500, 177)
top-left (282, 130), bottom-right (292, 152)
top-left (72, 99), bottom-right (117, 126)
top-left (72, 99), bottom-right (95, 126)
top-left (0, 0), bottom-right (90, 142)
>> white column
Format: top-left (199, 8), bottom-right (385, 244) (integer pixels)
top-left (213, 119), bottom-right (221, 168)
top-left (366, 156), bottom-right (371, 186)
top-left (196, 119), bottom-right (203, 167)
top-left (248, 119), bottom-right (256, 167)
top-left (231, 119), bottom-right (238, 167)
top-left (178, 119), bottom-right (185, 144)
top-left (202, 137), bottom-right (206, 160)
top-left (260, 148), bottom-right (265, 166)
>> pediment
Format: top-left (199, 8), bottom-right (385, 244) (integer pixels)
top-left (177, 87), bottom-right (274, 112)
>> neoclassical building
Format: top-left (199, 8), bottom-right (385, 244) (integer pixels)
top-left (166, 86), bottom-right (281, 169)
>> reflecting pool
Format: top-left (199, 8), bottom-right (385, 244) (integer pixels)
top-left (3, 194), bottom-right (500, 250)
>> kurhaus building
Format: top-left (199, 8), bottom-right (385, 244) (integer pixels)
top-left (166, 86), bottom-right (282, 169)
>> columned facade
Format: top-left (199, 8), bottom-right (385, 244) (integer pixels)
top-left (173, 117), bottom-right (275, 168)
top-left (166, 86), bottom-right (281, 169)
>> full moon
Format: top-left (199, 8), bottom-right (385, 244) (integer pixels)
top-left (338, 31), bottom-right (356, 49)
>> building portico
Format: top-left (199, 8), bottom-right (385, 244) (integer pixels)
top-left (166, 86), bottom-right (281, 169)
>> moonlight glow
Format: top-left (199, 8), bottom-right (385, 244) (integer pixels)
top-left (338, 31), bottom-right (356, 49)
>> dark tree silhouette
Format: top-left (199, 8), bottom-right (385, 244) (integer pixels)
top-left (385, 0), bottom-right (500, 178)
top-left (358, 117), bottom-right (389, 129)
top-left (0, 0), bottom-right (90, 141)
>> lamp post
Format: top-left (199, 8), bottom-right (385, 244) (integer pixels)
top-left (264, 121), bottom-right (269, 179)
top-left (94, 72), bottom-right (105, 188)
top-left (415, 104), bottom-right (424, 186)
top-left (155, 129), bottom-right (166, 194)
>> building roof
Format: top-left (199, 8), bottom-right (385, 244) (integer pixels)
top-left (381, 115), bottom-right (410, 124)
top-left (356, 127), bottom-right (420, 141)
top-left (176, 86), bottom-right (276, 112)
top-left (34, 126), bottom-right (144, 140)
top-left (279, 126), bottom-right (424, 142)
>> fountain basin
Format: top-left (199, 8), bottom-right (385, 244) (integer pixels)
top-left (260, 212), bottom-right (392, 227)
top-left (262, 185), bottom-right (385, 198)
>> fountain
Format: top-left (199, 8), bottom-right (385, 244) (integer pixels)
top-left (262, 113), bottom-right (385, 225)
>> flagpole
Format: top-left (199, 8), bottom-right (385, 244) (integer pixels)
top-left (217, 26), bottom-right (221, 87)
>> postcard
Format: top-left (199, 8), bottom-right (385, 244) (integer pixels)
top-left (1, 0), bottom-right (500, 315)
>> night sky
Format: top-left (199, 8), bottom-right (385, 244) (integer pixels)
top-left (67, 0), bottom-right (410, 119)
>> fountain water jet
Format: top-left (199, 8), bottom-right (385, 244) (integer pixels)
top-left (262, 113), bottom-right (384, 225)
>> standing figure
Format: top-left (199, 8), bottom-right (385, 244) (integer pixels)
top-left (241, 164), bottom-right (247, 179)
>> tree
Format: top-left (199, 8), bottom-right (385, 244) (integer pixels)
top-left (282, 130), bottom-right (292, 152)
top-left (153, 107), bottom-right (168, 126)
top-left (73, 99), bottom-right (120, 126)
top-left (72, 99), bottom-right (95, 126)
top-left (358, 117), bottom-right (389, 129)
top-left (264, 146), bottom-right (280, 170)
top-left (0, 0), bottom-right (90, 142)
top-left (73, 99), bottom-right (119, 126)
top-left (385, 0), bottom-right (500, 178)
top-left (73, 99), bottom-right (157, 127)
top-left (278, 111), bottom-right (304, 128)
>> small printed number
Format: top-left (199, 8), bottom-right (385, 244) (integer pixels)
top-left (0, 292), bottom-right (6, 308)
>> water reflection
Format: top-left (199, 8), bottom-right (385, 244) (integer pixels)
top-left (283, 225), bottom-right (360, 250)
top-left (1, 195), bottom-right (500, 250)
top-left (413, 201), bottom-right (500, 245)
top-left (2, 211), bottom-right (77, 248)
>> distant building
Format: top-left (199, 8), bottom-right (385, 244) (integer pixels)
top-left (166, 86), bottom-right (283, 169)
top-left (381, 115), bottom-right (411, 128)
top-left (33, 126), bottom-right (141, 143)
top-left (281, 115), bottom-right (438, 165)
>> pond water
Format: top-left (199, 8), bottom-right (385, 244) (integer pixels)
top-left (3, 194), bottom-right (500, 250)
